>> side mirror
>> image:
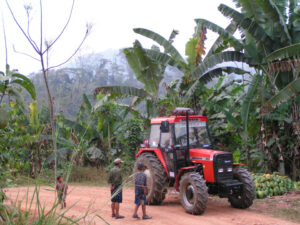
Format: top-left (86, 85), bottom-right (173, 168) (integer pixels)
top-left (160, 121), bottom-right (170, 133)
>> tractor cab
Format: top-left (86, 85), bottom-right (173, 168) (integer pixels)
top-left (146, 108), bottom-right (212, 180)
top-left (135, 107), bottom-right (255, 215)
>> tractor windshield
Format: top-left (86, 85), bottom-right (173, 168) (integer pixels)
top-left (174, 121), bottom-right (211, 148)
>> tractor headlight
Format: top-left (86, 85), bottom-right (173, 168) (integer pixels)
top-left (218, 168), bottom-right (224, 173)
top-left (227, 167), bottom-right (233, 172)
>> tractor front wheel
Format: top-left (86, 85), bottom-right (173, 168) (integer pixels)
top-left (179, 172), bottom-right (208, 215)
top-left (228, 168), bottom-right (255, 209)
top-left (134, 153), bottom-right (167, 205)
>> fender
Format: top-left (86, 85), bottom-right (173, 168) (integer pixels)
top-left (136, 148), bottom-right (169, 178)
top-left (174, 166), bottom-right (197, 191)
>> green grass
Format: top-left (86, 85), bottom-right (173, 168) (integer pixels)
top-left (1, 164), bottom-right (137, 224)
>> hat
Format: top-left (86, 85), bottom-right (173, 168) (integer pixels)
top-left (114, 158), bottom-right (124, 164)
top-left (137, 163), bottom-right (144, 170)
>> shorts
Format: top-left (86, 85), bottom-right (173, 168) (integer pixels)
top-left (111, 184), bottom-right (122, 203)
top-left (58, 193), bottom-right (66, 203)
top-left (134, 195), bottom-right (146, 205)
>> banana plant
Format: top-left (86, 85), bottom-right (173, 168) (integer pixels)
top-left (94, 39), bottom-right (179, 119)
top-left (133, 27), bottom-right (250, 95)
top-left (95, 25), bottom-right (250, 117)
top-left (204, 0), bottom-right (300, 175)
top-left (0, 64), bottom-right (36, 107)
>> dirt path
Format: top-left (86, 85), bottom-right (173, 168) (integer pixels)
top-left (4, 186), bottom-right (298, 225)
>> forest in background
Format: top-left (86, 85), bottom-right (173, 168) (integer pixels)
top-left (0, 0), bottom-right (299, 195)
top-left (1, 0), bottom-right (300, 223)
top-left (26, 50), bottom-right (183, 119)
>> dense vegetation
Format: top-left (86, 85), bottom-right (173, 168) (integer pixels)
top-left (0, 0), bottom-right (300, 223)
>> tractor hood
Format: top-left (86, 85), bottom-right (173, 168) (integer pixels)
top-left (189, 148), bottom-right (233, 183)
top-left (189, 148), bottom-right (226, 162)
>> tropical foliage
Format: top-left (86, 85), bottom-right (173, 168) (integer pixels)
top-left (1, 1), bottom-right (300, 222)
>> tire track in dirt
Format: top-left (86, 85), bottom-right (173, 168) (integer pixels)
top-left (4, 186), bottom-right (297, 225)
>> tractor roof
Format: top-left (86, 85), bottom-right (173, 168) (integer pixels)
top-left (150, 115), bottom-right (208, 124)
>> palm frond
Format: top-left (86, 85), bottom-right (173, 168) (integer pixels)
top-left (168, 29), bottom-right (179, 43)
top-left (206, 21), bottom-right (239, 57)
top-left (192, 51), bottom-right (252, 79)
top-left (255, 0), bottom-right (292, 44)
top-left (144, 49), bottom-right (183, 71)
top-left (263, 77), bottom-right (300, 110)
top-left (11, 73), bottom-right (36, 99)
top-left (195, 19), bottom-right (243, 51)
top-left (266, 43), bottom-right (300, 61)
top-left (185, 65), bottom-right (250, 100)
top-left (123, 40), bottom-right (164, 95)
top-left (236, 0), bottom-right (264, 23)
top-left (241, 74), bottom-right (262, 130)
top-left (82, 94), bottom-right (92, 113)
top-left (218, 4), bottom-right (274, 52)
top-left (133, 28), bottom-right (185, 63)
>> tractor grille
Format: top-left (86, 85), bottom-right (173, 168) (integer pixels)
top-left (213, 153), bottom-right (233, 182)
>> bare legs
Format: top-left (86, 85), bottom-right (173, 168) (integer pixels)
top-left (112, 202), bottom-right (121, 217)
top-left (142, 205), bottom-right (146, 217)
top-left (133, 202), bottom-right (150, 219)
top-left (133, 204), bottom-right (139, 216)
top-left (111, 202), bottom-right (116, 216)
top-left (115, 203), bottom-right (120, 216)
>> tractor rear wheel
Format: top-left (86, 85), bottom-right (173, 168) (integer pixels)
top-left (179, 172), bottom-right (208, 215)
top-left (228, 168), bottom-right (255, 209)
top-left (134, 153), bottom-right (167, 205)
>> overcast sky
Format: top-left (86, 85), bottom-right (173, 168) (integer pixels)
top-left (0, 0), bottom-right (237, 74)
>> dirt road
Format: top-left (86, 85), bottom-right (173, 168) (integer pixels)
top-left (5, 186), bottom-right (298, 225)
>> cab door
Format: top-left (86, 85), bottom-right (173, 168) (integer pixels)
top-left (159, 122), bottom-right (176, 178)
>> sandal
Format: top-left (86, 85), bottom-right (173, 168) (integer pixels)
top-left (112, 214), bottom-right (116, 217)
top-left (132, 214), bottom-right (140, 219)
top-left (143, 215), bottom-right (152, 220)
top-left (115, 215), bottom-right (125, 219)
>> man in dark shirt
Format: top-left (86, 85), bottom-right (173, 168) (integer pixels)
top-left (133, 163), bottom-right (152, 220)
top-left (108, 158), bottom-right (124, 219)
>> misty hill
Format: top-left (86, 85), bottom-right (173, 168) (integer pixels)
top-left (29, 49), bottom-right (183, 118)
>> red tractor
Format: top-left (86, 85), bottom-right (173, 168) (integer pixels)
top-left (134, 108), bottom-right (255, 215)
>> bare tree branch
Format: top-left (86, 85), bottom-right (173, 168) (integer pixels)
top-left (7, 0), bottom-right (90, 181)
top-left (25, 4), bottom-right (39, 51)
top-left (13, 45), bottom-right (40, 61)
top-left (5, 0), bottom-right (39, 53)
top-left (46, 28), bottom-right (90, 70)
top-left (42, 0), bottom-right (75, 55)
top-left (1, 13), bottom-right (8, 65)
top-left (39, 0), bottom-right (43, 52)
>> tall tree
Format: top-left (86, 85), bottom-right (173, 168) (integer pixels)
top-left (5, 0), bottom-right (90, 178)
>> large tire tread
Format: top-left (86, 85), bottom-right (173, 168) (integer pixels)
top-left (228, 168), bottom-right (255, 209)
top-left (134, 153), bottom-right (167, 205)
top-left (179, 172), bottom-right (208, 215)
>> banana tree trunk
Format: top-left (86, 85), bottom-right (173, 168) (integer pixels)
top-left (291, 102), bottom-right (300, 180)
top-left (36, 145), bottom-right (42, 175)
top-left (261, 121), bottom-right (272, 171)
top-left (30, 145), bottom-right (35, 178)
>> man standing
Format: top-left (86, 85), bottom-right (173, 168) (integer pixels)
top-left (132, 163), bottom-right (152, 220)
top-left (108, 158), bottom-right (124, 219)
